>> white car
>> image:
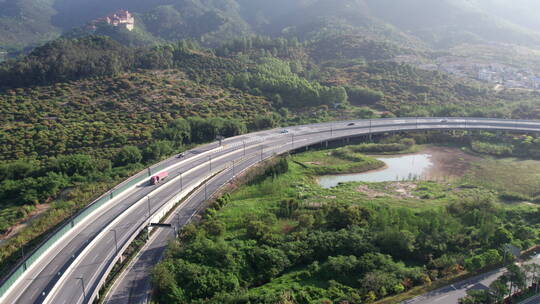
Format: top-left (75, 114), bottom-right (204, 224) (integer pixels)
top-left (280, 130), bottom-right (289, 134)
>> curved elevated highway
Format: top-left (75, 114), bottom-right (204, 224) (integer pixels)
top-left (2, 117), bottom-right (540, 304)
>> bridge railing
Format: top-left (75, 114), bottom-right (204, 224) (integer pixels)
top-left (3, 117), bottom-right (540, 300)
top-left (0, 143), bottom-right (215, 299)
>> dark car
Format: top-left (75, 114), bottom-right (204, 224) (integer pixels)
top-left (347, 122), bottom-right (355, 126)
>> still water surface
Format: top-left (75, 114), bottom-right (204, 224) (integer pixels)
top-left (319, 154), bottom-right (433, 188)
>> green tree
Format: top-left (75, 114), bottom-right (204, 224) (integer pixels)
top-left (506, 264), bottom-right (526, 297)
top-left (157, 118), bottom-right (191, 145)
top-left (464, 255), bottom-right (485, 272)
top-left (49, 154), bottom-right (97, 176)
top-left (345, 86), bottom-right (384, 105)
top-left (482, 249), bottom-right (502, 266)
top-left (247, 246), bottom-right (291, 284)
top-left (143, 141), bottom-right (174, 161)
top-left (489, 276), bottom-right (509, 303)
top-left (114, 145), bottom-right (142, 166)
top-left (492, 227), bottom-right (513, 247)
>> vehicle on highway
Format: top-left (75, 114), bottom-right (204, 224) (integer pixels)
top-left (9, 117), bottom-right (540, 304)
top-left (150, 171), bottom-right (168, 185)
top-left (280, 129), bottom-right (289, 134)
top-left (441, 119), bottom-right (448, 123)
top-left (347, 122), bottom-right (355, 126)
top-left (177, 152), bottom-right (185, 158)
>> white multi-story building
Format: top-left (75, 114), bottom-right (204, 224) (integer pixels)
top-left (91, 10), bottom-right (135, 31)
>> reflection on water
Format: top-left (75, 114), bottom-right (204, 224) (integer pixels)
top-left (319, 154), bottom-right (433, 188)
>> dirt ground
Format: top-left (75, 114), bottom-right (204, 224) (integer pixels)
top-left (355, 146), bottom-right (480, 198)
top-left (422, 146), bottom-right (480, 180)
top-left (357, 183), bottom-right (418, 199)
top-left (0, 204), bottom-right (50, 241)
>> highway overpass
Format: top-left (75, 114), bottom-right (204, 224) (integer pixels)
top-left (2, 117), bottom-right (540, 304)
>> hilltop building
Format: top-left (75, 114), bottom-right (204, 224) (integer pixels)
top-left (90, 10), bottom-right (134, 31)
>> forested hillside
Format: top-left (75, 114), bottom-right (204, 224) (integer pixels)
top-left (3, 0), bottom-right (540, 55)
top-left (153, 146), bottom-right (540, 303)
top-left (2, 0), bottom-right (540, 300)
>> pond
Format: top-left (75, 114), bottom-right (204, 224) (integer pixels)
top-left (318, 154), bottom-right (434, 188)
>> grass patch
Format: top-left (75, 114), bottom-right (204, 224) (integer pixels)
top-left (293, 148), bottom-right (385, 175)
top-left (154, 144), bottom-right (540, 304)
top-left (464, 157), bottom-right (540, 201)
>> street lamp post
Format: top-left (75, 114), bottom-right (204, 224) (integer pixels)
top-left (180, 173), bottom-right (183, 190)
top-left (146, 196), bottom-right (151, 218)
top-left (76, 277), bottom-right (86, 300)
top-left (20, 245), bottom-right (28, 271)
top-left (243, 140), bottom-right (246, 156)
top-left (112, 229), bottom-right (118, 253)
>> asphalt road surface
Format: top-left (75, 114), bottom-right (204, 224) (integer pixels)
top-left (2, 118), bottom-right (540, 304)
top-left (520, 293), bottom-right (540, 304)
top-left (402, 254), bottom-right (540, 304)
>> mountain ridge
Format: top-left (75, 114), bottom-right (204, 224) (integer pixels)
top-left (3, 0), bottom-right (540, 55)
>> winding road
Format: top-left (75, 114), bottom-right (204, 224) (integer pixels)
top-left (2, 117), bottom-right (540, 304)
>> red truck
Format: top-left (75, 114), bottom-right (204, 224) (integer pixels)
top-left (150, 171), bottom-right (168, 185)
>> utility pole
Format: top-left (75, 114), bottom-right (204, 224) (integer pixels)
top-left (209, 155), bottom-right (212, 172)
top-left (243, 140), bottom-right (246, 156)
top-left (331, 124), bottom-right (333, 136)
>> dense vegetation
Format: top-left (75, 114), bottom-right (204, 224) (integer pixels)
top-left (4, 0), bottom-right (540, 55)
top-left (2, 1), bottom-right (540, 296)
top-left (460, 263), bottom-right (540, 304)
top-left (2, 31), bottom-right (540, 278)
top-left (153, 144), bottom-right (540, 303)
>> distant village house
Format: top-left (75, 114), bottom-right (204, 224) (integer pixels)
top-left (90, 10), bottom-right (134, 31)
